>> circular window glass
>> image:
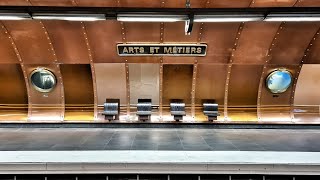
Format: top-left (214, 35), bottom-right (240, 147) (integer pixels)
top-left (266, 69), bottom-right (292, 94)
top-left (30, 69), bottom-right (56, 93)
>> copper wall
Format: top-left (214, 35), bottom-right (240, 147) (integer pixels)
top-left (94, 63), bottom-right (127, 120)
top-left (0, 64), bottom-right (28, 121)
top-left (294, 65), bottom-right (320, 123)
top-left (61, 64), bottom-right (94, 121)
top-left (162, 65), bottom-right (193, 120)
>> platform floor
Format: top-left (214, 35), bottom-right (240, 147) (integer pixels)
top-left (0, 128), bottom-right (319, 151)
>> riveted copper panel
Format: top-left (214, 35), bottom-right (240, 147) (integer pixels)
top-left (251, 0), bottom-right (296, 7)
top-left (26, 64), bottom-right (64, 121)
top-left (3, 21), bottom-right (55, 64)
top-left (94, 63), bottom-right (127, 120)
top-left (162, 64), bottom-right (193, 105)
top-left (194, 64), bottom-right (227, 121)
top-left (260, 65), bottom-right (299, 121)
top-left (295, 0), bottom-right (320, 7)
top-left (228, 65), bottom-right (263, 106)
top-left (0, 64), bottom-right (28, 121)
top-left (294, 65), bottom-right (320, 106)
top-left (124, 22), bottom-right (160, 63)
top-left (0, 0), bottom-right (28, 5)
top-left (195, 64), bottom-right (227, 105)
top-left (293, 105), bottom-right (320, 124)
top-left (0, 25), bottom-right (19, 64)
top-left (199, 23), bottom-right (240, 64)
top-left (85, 21), bottom-right (124, 63)
top-left (233, 22), bottom-right (280, 64)
top-left (129, 64), bottom-right (160, 105)
top-left (304, 32), bottom-right (320, 64)
top-left (60, 64), bottom-right (94, 121)
top-left (121, 0), bottom-right (161, 7)
top-left (165, 0), bottom-right (206, 8)
top-left (75, 0), bottom-right (117, 6)
top-left (41, 21), bottom-right (90, 64)
top-left (269, 22), bottom-right (320, 65)
top-left (162, 22), bottom-right (200, 64)
top-left (207, 0), bottom-right (252, 8)
top-left (30, 0), bottom-right (73, 6)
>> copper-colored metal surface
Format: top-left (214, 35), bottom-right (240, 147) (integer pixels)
top-left (207, 0), bottom-right (252, 8)
top-left (228, 65), bottom-right (263, 106)
top-left (293, 105), bottom-right (320, 123)
top-left (165, 0), bottom-right (206, 8)
top-left (269, 22), bottom-right (320, 65)
top-left (195, 64), bottom-right (227, 105)
top-left (162, 65), bottom-right (193, 105)
top-left (60, 64), bottom-right (94, 121)
top-left (3, 21), bottom-right (55, 64)
top-left (223, 22), bottom-right (246, 120)
top-left (0, 0), bottom-right (28, 6)
top-left (75, 0), bottom-right (116, 7)
top-left (85, 21), bottom-right (124, 63)
top-left (199, 23), bottom-right (240, 64)
top-left (129, 64), bottom-right (160, 105)
top-left (120, 0), bottom-right (161, 7)
top-left (26, 64), bottom-right (64, 121)
top-left (30, 0), bottom-right (73, 6)
top-left (233, 22), bottom-right (281, 64)
top-left (124, 22), bottom-right (160, 63)
top-left (41, 21), bottom-right (90, 64)
top-left (94, 63), bottom-right (127, 120)
top-left (251, 0), bottom-right (296, 7)
top-left (294, 65), bottom-right (320, 106)
top-left (195, 64), bottom-right (227, 121)
top-left (259, 65), bottom-right (299, 121)
top-left (292, 0), bottom-right (320, 7)
top-left (162, 22), bottom-right (200, 64)
top-left (289, 28), bottom-right (320, 120)
top-left (0, 24), bottom-right (19, 64)
top-left (0, 64), bottom-right (28, 121)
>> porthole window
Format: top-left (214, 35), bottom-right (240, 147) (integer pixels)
top-left (266, 69), bottom-right (292, 94)
top-left (30, 68), bottom-right (56, 93)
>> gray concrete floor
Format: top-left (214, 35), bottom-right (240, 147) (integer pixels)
top-left (0, 128), bottom-right (319, 151)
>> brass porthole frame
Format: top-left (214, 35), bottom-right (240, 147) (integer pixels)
top-left (266, 68), bottom-right (292, 94)
top-left (30, 68), bottom-right (57, 93)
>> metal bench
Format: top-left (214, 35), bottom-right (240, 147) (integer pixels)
top-left (170, 102), bottom-right (186, 121)
top-left (203, 103), bottom-right (220, 121)
top-left (137, 99), bottom-right (152, 121)
top-left (102, 99), bottom-right (120, 121)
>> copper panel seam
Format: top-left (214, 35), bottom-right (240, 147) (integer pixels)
top-left (71, 0), bottom-right (98, 119)
top-left (0, 22), bottom-right (31, 120)
top-left (38, 21), bottom-right (65, 121)
top-left (159, 21), bottom-right (164, 119)
top-left (257, 22), bottom-right (284, 121)
top-left (80, 22), bottom-right (98, 120)
top-left (119, 19), bottom-right (130, 117)
top-left (224, 22), bottom-right (245, 120)
top-left (290, 27), bottom-right (320, 121)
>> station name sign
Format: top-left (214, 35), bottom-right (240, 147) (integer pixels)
top-left (117, 44), bottom-right (207, 56)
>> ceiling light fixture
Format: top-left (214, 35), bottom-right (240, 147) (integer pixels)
top-left (117, 14), bottom-right (188, 22)
top-left (0, 13), bottom-right (31, 20)
top-left (264, 13), bottom-right (320, 21)
top-left (32, 13), bottom-right (106, 21)
top-left (194, 14), bottom-right (265, 22)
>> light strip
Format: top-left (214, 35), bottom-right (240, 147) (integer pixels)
top-left (194, 14), bottom-right (265, 22)
top-left (117, 14), bottom-right (188, 22)
top-left (0, 13), bottom-right (31, 20)
top-left (32, 13), bottom-right (106, 21)
top-left (265, 13), bottom-right (320, 21)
